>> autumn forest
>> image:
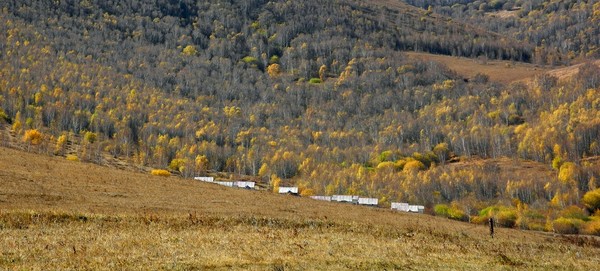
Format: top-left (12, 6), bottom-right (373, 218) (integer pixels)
top-left (1, 0), bottom-right (600, 234)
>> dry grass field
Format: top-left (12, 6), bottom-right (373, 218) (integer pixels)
top-left (546, 59), bottom-right (600, 81)
top-left (2, 146), bottom-right (600, 270)
top-left (406, 52), bottom-right (550, 84)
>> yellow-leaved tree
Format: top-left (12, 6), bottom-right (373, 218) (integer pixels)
top-left (267, 63), bottom-right (282, 78)
top-left (23, 129), bottom-right (42, 145)
top-left (583, 188), bottom-right (600, 213)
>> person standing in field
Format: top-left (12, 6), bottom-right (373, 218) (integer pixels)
top-left (489, 217), bottom-right (494, 238)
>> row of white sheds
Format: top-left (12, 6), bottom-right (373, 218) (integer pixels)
top-left (391, 202), bottom-right (425, 213)
top-left (195, 176), bottom-right (423, 213)
top-left (194, 176), bottom-right (256, 189)
top-left (310, 195), bottom-right (379, 206)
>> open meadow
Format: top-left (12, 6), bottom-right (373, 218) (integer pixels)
top-left (1, 146), bottom-right (600, 270)
top-left (405, 52), bottom-right (550, 84)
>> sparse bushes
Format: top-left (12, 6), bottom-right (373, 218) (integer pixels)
top-left (54, 134), bottom-right (68, 155)
top-left (516, 210), bottom-right (546, 231)
top-left (434, 204), bottom-right (468, 221)
top-left (559, 205), bottom-right (589, 221)
top-left (474, 205), bottom-right (517, 228)
top-left (151, 169), bottom-right (171, 177)
top-left (496, 209), bottom-right (517, 228)
top-left (552, 217), bottom-right (585, 234)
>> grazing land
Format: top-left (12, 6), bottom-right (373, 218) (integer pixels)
top-left (1, 147), bottom-right (600, 270)
top-left (406, 52), bottom-right (550, 83)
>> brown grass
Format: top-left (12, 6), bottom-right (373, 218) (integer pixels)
top-left (1, 146), bottom-right (600, 269)
top-left (546, 59), bottom-right (600, 81)
top-left (406, 52), bottom-right (550, 84)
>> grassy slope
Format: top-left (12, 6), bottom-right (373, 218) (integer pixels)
top-left (1, 146), bottom-right (600, 270)
top-left (406, 52), bottom-right (550, 83)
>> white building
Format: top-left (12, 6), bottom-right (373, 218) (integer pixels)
top-left (332, 195), bottom-right (356, 203)
top-left (194, 176), bottom-right (214, 182)
top-left (215, 181), bottom-right (234, 187)
top-left (310, 196), bottom-right (332, 201)
top-left (391, 202), bottom-right (410, 212)
top-left (408, 205), bottom-right (425, 214)
top-left (358, 197), bottom-right (379, 206)
top-left (278, 187), bottom-right (299, 194)
top-left (234, 181), bottom-right (255, 189)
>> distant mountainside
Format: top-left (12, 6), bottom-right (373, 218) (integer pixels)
top-left (403, 0), bottom-right (600, 65)
top-left (1, 0), bottom-right (600, 235)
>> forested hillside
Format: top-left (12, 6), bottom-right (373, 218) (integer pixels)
top-left (1, 0), bottom-right (600, 234)
top-left (405, 0), bottom-right (600, 65)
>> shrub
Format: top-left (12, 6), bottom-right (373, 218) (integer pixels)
top-left (394, 159), bottom-right (407, 170)
top-left (182, 45), bottom-right (197, 56)
top-left (23, 129), bottom-right (43, 145)
top-left (517, 210), bottom-right (546, 230)
top-left (434, 204), bottom-right (467, 221)
top-left (477, 205), bottom-right (517, 227)
top-left (65, 155), bottom-right (79, 162)
top-left (376, 161), bottom-right (397, 172)
top-left (583, 188), bottom-right (600, 213)
top-left (83, 131), bottom-right (97, 144)
top-left (552, 217), bottom-right (585, 234)
top-left (448, 207), bottom-right (468, 221)
top-left (582, 218), bottom-right (600, 236)
top-left (151, 169), bottom-right (170, 177)
top-left (308, 78), bottom-right (322, 84)
top-left (559, 205), bottom-right (589, 221)
top-left (0, 109), bottom-right (8, 122)
top-left (526, 222), bottom-right (546, 231)
top-left (300, 188), bottom-right (315, 197)
top-left (403, 160), bottom-right (425, 173)
top-left (378, 150), bottom-right (394, 162)
top-left (496, 209), bottom-right (517, 228)
top-left (169, 158), bottom-right (187, 172)
top-left (434, 204), bottom-right (450, 217)
top-left (478, 206), bottom-right (501, 217)
top-left (470, 215), bottom-right (488, 224)
top-left (581, 218), bottom-right (600, 236)
top-left (242, 56), bottom-right (259, 65)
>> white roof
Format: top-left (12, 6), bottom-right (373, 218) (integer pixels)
top-left (278, 187), bottom-right (298, 193)
top-left (215, 181), bottom-right (234, 187)
top-left (234, 181), bottom-right (255, 188)
top-left (194, 176), bottom-right (214, 182)
top-left (310, 196), bottom-right (332, 201)
top-left (358, 198), bottom-right (378, 205)
top-left (332, 195), bottom-right (355, 202)
top-left (391, 202), bottom-right (410, 211)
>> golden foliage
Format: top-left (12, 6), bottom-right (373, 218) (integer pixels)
top-left (65, 154), bottom-right (79, 162)
top-left (54, 134), bottom-right (68, 155)
top-left (23, 129), bottom-right (42, 145)
top-left (403, 160), bottom-right (425, 173)
top-left (267, 63), bottom-right (282, 77)
top-left (182, 45), bottom-right (198, 56)
top-left (150, 169), bottom-right (171, 177)
top-left (84, 131), bottom-right (97, 144)
top-left (583, 188), bottom-right (600, 212)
